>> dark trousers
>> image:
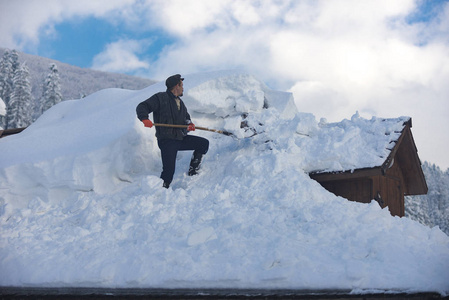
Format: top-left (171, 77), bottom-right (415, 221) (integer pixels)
top-left (157, 135), bottom-right (209, 184)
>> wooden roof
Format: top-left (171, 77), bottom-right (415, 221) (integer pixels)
top-left (310, 118), bottom-right (428, 196)
top-left (0, 127), bottom-right (26, 139)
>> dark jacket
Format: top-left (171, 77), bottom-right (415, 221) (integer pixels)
top-left (136, 90), bottom-right (191, 140)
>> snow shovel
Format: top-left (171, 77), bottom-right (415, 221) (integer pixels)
top-left (153, 123), bottom-right (235, 137)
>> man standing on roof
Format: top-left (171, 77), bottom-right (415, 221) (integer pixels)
top-left (136, 74), bottom-right (209, 189)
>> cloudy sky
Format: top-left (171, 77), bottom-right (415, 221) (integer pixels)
top-left (1, 0), bottom-right (448, 169)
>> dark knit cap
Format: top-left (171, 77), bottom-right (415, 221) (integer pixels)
top-left (165, 74), bottom-right (184, 90)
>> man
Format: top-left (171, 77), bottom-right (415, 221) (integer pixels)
top-left (136, 74), bottom-right (209, 189)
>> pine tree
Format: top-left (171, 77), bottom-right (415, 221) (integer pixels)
top-left (1, 49), bottom-right (22, 129)
top-left (0, 50), bottom-right (14, 106)
top-left (40, 63), bottom-right (63, 114)
top-left (10, 50), bottom-right (20, 75)
top-left (8, 62), bottom-right (32, 128)
top-left (405, 162), bottom-right (449, 235)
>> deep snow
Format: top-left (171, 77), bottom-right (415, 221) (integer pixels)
top-left (0, 71), bottom-right (448, 294)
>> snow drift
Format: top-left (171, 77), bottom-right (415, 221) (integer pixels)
top-left (0, 71), bottom-right (448, 294)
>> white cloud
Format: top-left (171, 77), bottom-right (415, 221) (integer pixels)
top-left (141, 0), bottom-right (230, 36)
top-left (91, 39), bottom-right (150, 73)
top-left (0, 0), bottom-right (135, 50)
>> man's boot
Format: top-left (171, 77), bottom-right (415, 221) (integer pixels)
top-left (163, 181), bottom-right (170, 189)
top-left (188, 152), bottom-right (204, 176)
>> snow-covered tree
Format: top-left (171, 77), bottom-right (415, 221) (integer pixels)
top-left (0, 96), bottom-right (6, 129)
top-left (406, 162), bottom-right (449, 235)
top-left (7, 62), bottom-right (32, 128)
top-left (40, 63), bottom-right (62, 114)
top-left (0, 50), bottom-right (14, 106)
top-left (1, 49), bottom-right (23, 129)
top-left (10, 50), bottom-right (20, 74)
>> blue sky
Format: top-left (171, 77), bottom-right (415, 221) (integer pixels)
top-left (38, 17), bottom-right (117, 67)
top-left (1, 0), bottom-right (449, 169)
top-left (36, 16), bottom-right (174, 70)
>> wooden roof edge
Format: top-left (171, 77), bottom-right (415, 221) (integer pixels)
top-left (404, 117), bottom-right (412, 128)
top-left (380, 118), bottom-right (412, 174)
top-left (402, 124), bottom-right (428, 195)
top-left (0, 127), bottom-right (27, 138)
top-left (382, 118), bottom-right (428, 195)
top-left (309, 166), bottom-right (383, 182)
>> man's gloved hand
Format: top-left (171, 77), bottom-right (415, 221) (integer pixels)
top-left (187, 123), bottom-right (195, 131)
top-left (142, 119), bottom-right (153, 128)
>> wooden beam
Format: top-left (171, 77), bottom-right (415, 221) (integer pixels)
top-left (309, 167), bottom-right (383, 182)
top-left (0, 127), bottom-right (27, 138)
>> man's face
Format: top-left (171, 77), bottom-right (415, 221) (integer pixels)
top-left (173, 80), bottom-right (184, 97)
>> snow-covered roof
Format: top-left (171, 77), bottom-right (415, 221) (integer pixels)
top-left (307, 116), bottom-right (427, 196)
top-left (302, 114), bottom-right (411, 174)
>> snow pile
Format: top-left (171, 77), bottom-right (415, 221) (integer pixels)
top-left (0, 71), bottom-right (448, 294)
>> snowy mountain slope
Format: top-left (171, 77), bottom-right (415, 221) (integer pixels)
top-left (0, 71), bottom-right (448, 294)
top-left (0, 47), bottom-right (155, 101)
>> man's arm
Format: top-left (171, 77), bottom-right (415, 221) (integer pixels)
top-left (136, 94), bottom-right (159, 121)
top-left (136, 100), bottom-right (151, 121)
top-left (184, 106), bottom-right (195, 131)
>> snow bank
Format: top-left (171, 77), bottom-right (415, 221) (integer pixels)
top-left (0, 71), bottom-right (448, 294)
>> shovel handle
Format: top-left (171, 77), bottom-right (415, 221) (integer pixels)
top-left (153, 123), bottom-right (234, 137)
